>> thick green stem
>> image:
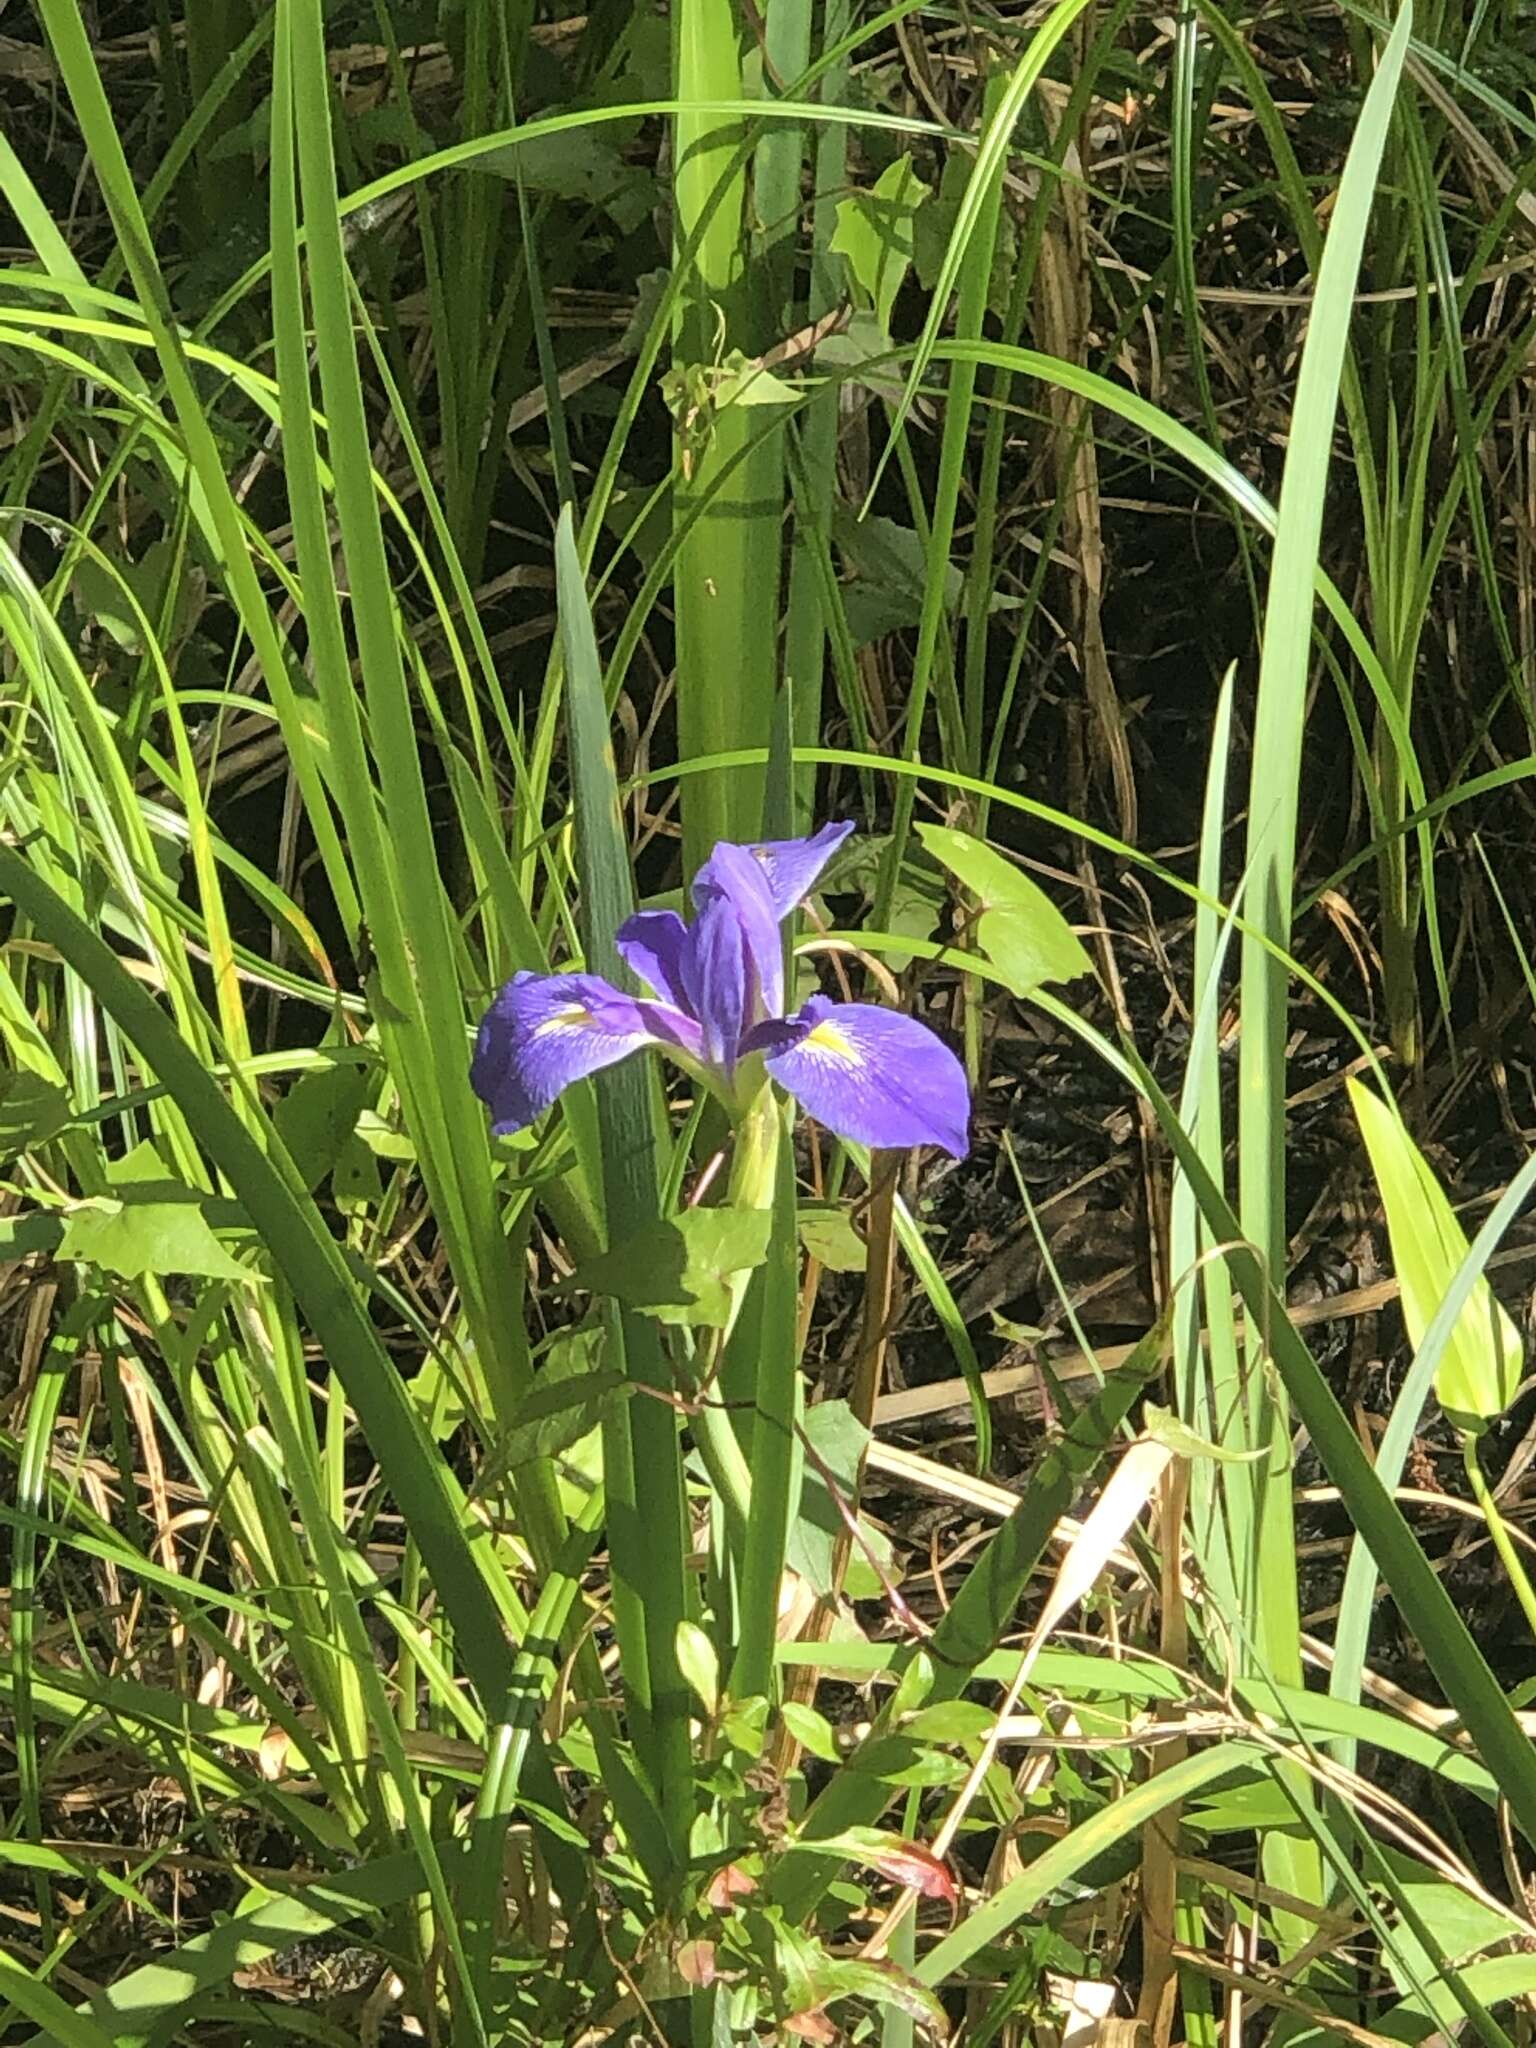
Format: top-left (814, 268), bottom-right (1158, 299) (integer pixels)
top-left (690, 1087), bottom-right (786, 1544)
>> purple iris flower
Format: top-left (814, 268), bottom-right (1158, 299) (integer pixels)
top-left (471, 822), bottom-right (969, 1157)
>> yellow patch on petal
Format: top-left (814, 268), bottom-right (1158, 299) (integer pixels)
top-left (803, 1018), bottom-right (859, 1064)
top-left (534, 1003), bottom-right (597, 1036)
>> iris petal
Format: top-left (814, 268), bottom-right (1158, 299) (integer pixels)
top-left (677, 882), bottom-right (753, 1067)
top-left (615, 909), bottom-right (691, 1008)
top-left (471, 971), bottom-right (700, 1135)
top-left (742, 820), bottom-right (855, 916)
top-left (690, 841), bottom-right (786, 1024)
top-left (758, 994), bottom-right (970, 1157)
top-left (688, 824), bottom-right (855, 1031)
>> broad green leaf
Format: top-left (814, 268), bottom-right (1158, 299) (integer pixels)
top-left (898, 1700), bottom-right (997, 1744)
top-left (780, 1700), bottom-right (842, 1764)
top-left (332, 1133), bottom-right (383, 1213)
top-left (831, 154), bottom-right (929, 336)
top-left (825, 833), bottom-right (945, 972)
top-left (69, 538), bottom-right (204, 662)
top-left (675, 1620), bottom-right (720, 1716)
top-left (475, 1328), bottom-right (626, 1482)
top-left (0, 1068), bottom-right (71, 1158)
top-left (1384, 1870), bottom-right (1523, 2008)
top-left (566, 1206), bottom-right (772, 1326)
top-left (59, 1144), bottom-right (255, 1283)
top-left (797, 1828), bottom-right (956, 1903)
top-left (69, 549), bottom-right (144, 653)
top-left (481, 127), bottom-right (655, 234)
top-left (916, 825), bottom-right (1093, 997)
top-left (273, 1057), bottom-right (372, 1192)
top-left (833, 510), bottom-right (963, 648)
top-left (355, 1107), bottom-right (415, 1162)
top-left (796, 1203), bottom-right (867, 1273)
top-left (786, 1400), bottom-right (898, 1599)
top-left (104, 1139), bottom-right (205, 1194)
top-left (1349, 1079), bottom-right (1521, 1433)
top-left (721, 1695), bottom-right (770, 1758)
top-left (871, 1748), bottom-right (969, 1788)
top-left (59, 1200), bottom-right (255, 1283)
top-left (803, 1950), bottom-right (948, 2038)
top-left (913, 150), bottom-right (1019, 320)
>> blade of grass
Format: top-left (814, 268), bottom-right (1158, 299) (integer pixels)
top-left (1329, 1142), bottom-right (1536, 1764)
top-left (770, 1337), bottom-right (1162, 1918)
top-left (0, 843), bottom-right (586, 1908)
top-left (875, 61), bottom-right (1011, 937)
top-left (30, 0), bottom-right (359, 937)
top-left (555, 504), bottom-right (694, 1886)
top-left (1130, 1044), bottom-right (1536, 1857)
top-left (1171, 672), bottom-right (1244, 1622)
top-left (278, 3), bottom-right (566, 1551)
top-left (1233, 0), bottom-right (1410, 1930)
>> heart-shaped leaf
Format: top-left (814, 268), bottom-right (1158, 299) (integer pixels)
top-left (917, 825), bottom-right (1092, 996)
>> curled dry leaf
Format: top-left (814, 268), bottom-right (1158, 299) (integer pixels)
top-left (706, 1861), bottom-right (758, 1911)
top-left (257, 1723), bottom-right (292, 1783)
top-left (860, 1836), bottom-right (956, 1903)
top-left (675, 1938), bottom-right (716, 1988)
top-left (783, 2011), bottom-right (840, 2042)
top-left (801, 1825), bottom-right (957, 1904)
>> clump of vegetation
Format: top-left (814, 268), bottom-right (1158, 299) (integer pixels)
top-left (4, 0), bottom-right (1536, 2042)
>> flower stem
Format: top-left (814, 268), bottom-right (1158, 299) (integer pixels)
top-left (1463, 1431), bottom-right (1536, 1642)
top-left (691, 1084), bottom-right (792, 1644)
top-left (692, 1391), bottom-right (755, 1531)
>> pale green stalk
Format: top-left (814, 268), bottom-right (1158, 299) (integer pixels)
top-left (672, 0), bottom-right (779, 867)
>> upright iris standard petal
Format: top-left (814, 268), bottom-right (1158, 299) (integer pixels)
top-left (744, 819), bottom-right (855, 917)
top-left (690, 823), bottom-right (854, 1027)
top-left (756, 994), bottom-right (970, 1158)
top-left (615, 909), bottom-right (691, 1008)
top-left (471, 970), bottom-right (701, 1135)
top-left (677, 879), bottom-right (752, 1068)
top-left (690, 842), bottom-right (785, 1024)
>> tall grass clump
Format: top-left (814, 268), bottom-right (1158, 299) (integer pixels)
top-left (3, 0), bottom-right (1536, 2042)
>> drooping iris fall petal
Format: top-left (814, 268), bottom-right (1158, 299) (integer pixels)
top-left (755, 994), bottom-right (970, 1158)
top-left (471, 971), bottom-right (700, 1135)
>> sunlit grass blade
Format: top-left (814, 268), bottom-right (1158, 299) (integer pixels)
top-left (873, 0), bottom-right (1094, 479)
top-left (1329, 1144), bottom-right (1536, 1764)
top-left (1131, 1046), bottom-right (1536, 1856)
top-left (30, 0), bottom-right (359, 934)
top-left (0, 847), bottom-right (588, 1893)
top-left (1233, 0), bottom-right (1410, 1928)
top-left (277, 2), bottom-right (562, 1527)
top-left (875, 65), bottom-right (1010, 928)
top-left (770, 1338), bottom-right (1161, 1918)
top-left (555, 504), bottom-right (693, 1883)
top-left (1170, 671), bottom-right (1244, 1623)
